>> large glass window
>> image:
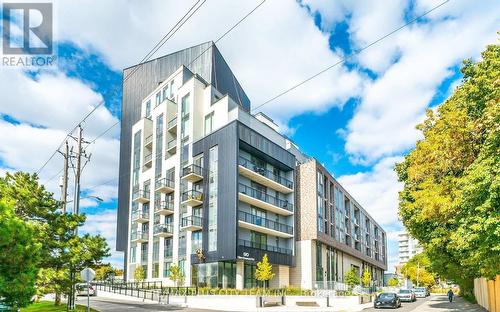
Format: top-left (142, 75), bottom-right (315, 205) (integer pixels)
top-left (145, 100), bottom-right (151, 118)
top-left (181, 94), bottom-right (190, 117)
top-left (192, 231), bottom-right (202, 251)
top-left (316, 241), bottom-right (323, 281)
top-left (130, 245), bottom-right (136, 263)
top-left (155, 91), bottom-right (161, 106)
top-left (204, 112), bottom-right (214, 135)
top-left (208, 146), bottom-right (218, 251)
top-left (250, 231), bottom-right (267, 248)
top-left (244, 263), bottom-right (257, 289)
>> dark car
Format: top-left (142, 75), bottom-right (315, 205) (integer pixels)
top-left (374, 292), bottom-right (401, 309)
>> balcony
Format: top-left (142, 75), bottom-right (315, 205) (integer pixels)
top-left (181, 190), bottom-right (203, 206)
top-left (238, 156), bottom-right (293, 194)
top-left (155, 178), bottom-right (174, 194)
top-left (167, 116), bottom-right (177, 133)
top-left (154, 200), bottom-right (174, 215)
top-left (166, 139), bottom-right (176, 154)
top-left (238, 239), bottom-right (292, 255)
top-left (131, 210), bottom-right (149, 223)
top-left (144, 153), bottom-right (153, 168)
top-left (131, 231), bottom-right (148, 243)
top-left (132, 189), bottom-right (150, 203)
top-left (238, 183), bottom-right (293, 216)
top-left (144, 134), bottom-right (153, 148)
top-left (181, 164), bottom-right (203, 183)
top-left (153, 224), bottom-right (173, 237)
top-left (238, 210), bottom-right (293, 238)
top-left (181, 216), bottom-right (203, 231)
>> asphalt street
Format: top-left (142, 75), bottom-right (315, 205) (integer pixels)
top-left (363, 294), bottom-right (486, 312)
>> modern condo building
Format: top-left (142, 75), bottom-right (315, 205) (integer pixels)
top-left (117, 43), bottom-right (387, 289)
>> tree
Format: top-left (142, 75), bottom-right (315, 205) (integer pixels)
top-left (0, 200), bottom-right (41, 308)
top-left (95, 264), bottom-right (119, 281)
top-left (168, 264), bottom-right (184, 286)
top-left (0, 172), bottom-right (110, 305)
top-left (388, 277), bottom-right (400, 287)
top-left (361, 268), bottom-right (372, 287)
top-left (396, 39), bottom-right (500, 296)
top-left (345, 267), bottom-right (360, 290)
top-left (255, 254), bottom-right (275, 289)
top-left (401, 253), bottom-right (436, 288)
top-left (134, 265), bottom-right (145, 282)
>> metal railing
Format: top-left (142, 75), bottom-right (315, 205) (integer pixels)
top-left (154, 200), bottom-right (174, 213)
top-left (238, 210), bottom-right (293, 234)
top-left (154, 224), bottom-right (173, 235)
top-left (144, 153), bottom-right (153, 163)
top-left (238, 156), bottom-right (293, 189)
top-left (181, 164), bottom-right (203, 178)
top-left (130, 231), bottom-right (148, 241)
top-left (181, 190), bottom-right (203, 203)
top-left (155, 177), bottom-right (174, 190)
top-left (181, 215), bottom-right (203, 228)
top-left (132, 189), bottom-right (150, 200)
top-left (144, 134), bottom-right (153, 146)
top-left (238, 238), bottom-right (292, 255)
top-left (167, 117), bottom-right (177, 129)
top-left (238, 183), bottom-right (293, 211)
top-left (131, 210), bottom-right (149, 220)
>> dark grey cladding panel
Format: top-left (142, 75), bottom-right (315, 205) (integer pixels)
top-left (237, 123), bottom-right (295, 170)
top-left (117, 42), bottom-right (252, 260)
top-left (212, 45), bottom-right (250, 111)
top-left (192, 122), bottom-right (239, 262)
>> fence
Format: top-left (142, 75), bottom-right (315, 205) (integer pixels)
top-left (474, 275), bottom-right (500, 312)
top-left (313, 281), bottom-right (376, 294)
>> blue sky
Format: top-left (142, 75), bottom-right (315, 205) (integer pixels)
top-left (0, 0), bottom-right (498, 271)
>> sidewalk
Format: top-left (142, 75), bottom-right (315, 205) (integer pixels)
top-left (410, 295), bottom-right (487, 311)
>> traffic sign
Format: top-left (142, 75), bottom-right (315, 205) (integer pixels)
top-left (80, 268), bottom-right (96, 282)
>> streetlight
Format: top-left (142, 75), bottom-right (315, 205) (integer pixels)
top-left (65, 195), bottom-right (104, 204)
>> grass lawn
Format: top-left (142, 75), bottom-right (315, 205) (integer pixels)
top-left (21, 301), bottom-right (99, 312)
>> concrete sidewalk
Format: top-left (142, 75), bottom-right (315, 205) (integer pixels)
top-left (406, 295), bottom-right (486, 311)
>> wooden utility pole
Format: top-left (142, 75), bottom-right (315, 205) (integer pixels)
top-left (60, 141), bottom-right (69, 213)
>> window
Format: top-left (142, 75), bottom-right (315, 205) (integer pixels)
top-left (141, 243), bottom-right (148, 263)
top-left (163, 262), bottom-right (171, 277)
top-left (192, 231), bottom-right (202, 251)
top-left (162, 84), bottom-right (169, 100)
top-left (181, 94), bottom-right (190, 117)
top-left (153, 263), bottom-right (159, 278)
top-left (130, 245), bottom-right (137, 263)
top-left (316, 241), bottom-right (323, 281)
top-left (204, 112), bottom-right (214, 135)
top-left (250, 231), bottom-right (267, 248)
top-left (145, 100), bottom-right (151, 118)
top-left (208, 146), bottom-right (218, 251)
top-left (155, 92), bottom-right (161, 106)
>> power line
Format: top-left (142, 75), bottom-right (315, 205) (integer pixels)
top-left (89, 121), bottom-right (120, 144)
top-left (251, 0), bottom-right (451, 112)
top-left (35, 0), bottom-right (207, 175)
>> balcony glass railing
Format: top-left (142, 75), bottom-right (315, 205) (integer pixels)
top-left (145, 134), bottom-right (153, 146)
top-left (238, 183), bottom-right (293, 212)
top-left (131, 231), bottom-right (148, 241)
top-left (155, 177), bottom-right (174, 190)
top-left (154, 200), bottom-right (174, 213)
top-left (181, 215), bottom-right (203, 228)
top-left (144, 153), bottom-right (153, 163)
top-left (238, 210), bottom-right (293, 234)
top-left (167, 139), bottom-right (176, 150)
top-left (181, 190), bottom-right (203, 203)
top-left (131, 210), bottom-right (149, 220)
top-left (238, 239), bottom-right (292, 255)
top-left (167, 117), bottom-right (177, 129)
top-left (132, 189), bottom-right (150, 200)
top-left (238, 156), bottom-right (293, 189)
top-left (154, 224), bottom-right (173, 235)
top-left (182, 164), bottom-right (203, 177)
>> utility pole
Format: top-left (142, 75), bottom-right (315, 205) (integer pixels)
top-left (58, 140), bottom-right (70, 213)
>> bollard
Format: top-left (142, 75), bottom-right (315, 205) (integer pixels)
top-left (327, 295), bottom-right (330, 307)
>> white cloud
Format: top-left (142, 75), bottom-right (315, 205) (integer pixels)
top-left (80, 209), bottom-right (123, 268)
top-left (338, 156), bottom-right (403, 226)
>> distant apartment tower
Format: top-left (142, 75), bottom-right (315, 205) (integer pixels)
top-left (290, 160), bottom-right (387, 288)
top-left (398, 231), bottom-right (423, 265)
top-left (117, 42), bottom-right (387, 289)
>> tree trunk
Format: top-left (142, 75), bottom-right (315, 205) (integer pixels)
top-left (55, 291), bottom-right (61, 305)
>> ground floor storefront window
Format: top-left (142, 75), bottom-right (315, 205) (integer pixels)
top-left (192, 261), bottom-right (236, 288)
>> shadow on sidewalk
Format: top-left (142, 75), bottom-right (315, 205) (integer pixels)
top-left (428, 296), bottom-right (486, 311)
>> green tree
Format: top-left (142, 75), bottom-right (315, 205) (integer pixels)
top-left (401, 253), bottom-right (436, 288)
top-left (345, 267), bottom-right (360, 290)
top-left (387, 277), bottom-right (400, 287)
top-left (168, 264), bottom-right (184, 286)
top-left (94, 264), bottom-right (117, 281)
top-left (0, 200), bottom-right (41, 308)
top-left (0, 172), bottom-right (110, 305)
top-left (396, 38), bottom-right (500, 297)
top-left (361, 268), bottom-right (372, 287)
top-left (134, 265), bottom-right (146, 282)
top-left (255, 254), bottom-right (275, 289)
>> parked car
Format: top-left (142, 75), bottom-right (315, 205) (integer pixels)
top-left (374, 292), bottom-right (401, 309)
top-left (76, 283), bottom-right (96, 296)
top-left (413, 287), bottom-right (427, 298)
top-left (397, 289), bottom-right (416, 302)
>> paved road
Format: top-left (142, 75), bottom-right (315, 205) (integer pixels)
top-left (363, 295), bottom-right (486, 312)
top-left (75, 296), bottom-right (219, 312)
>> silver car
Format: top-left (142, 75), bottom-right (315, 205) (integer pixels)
top-left (76, 283), bottom-right (96, 296)
top-left (413, 287), bottom-right (427, 298)
top-left (397, 289), bottom-right (416, 302)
